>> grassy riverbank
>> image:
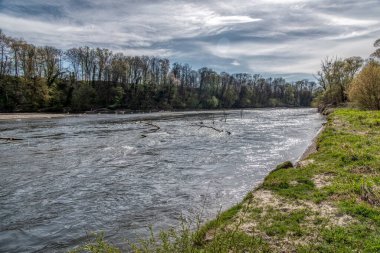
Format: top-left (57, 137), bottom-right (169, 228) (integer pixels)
top-left (75, 108), bottom-right (380, 252)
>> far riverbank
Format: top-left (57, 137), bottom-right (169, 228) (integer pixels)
top-left (0, 113), bottom-right (68, 120)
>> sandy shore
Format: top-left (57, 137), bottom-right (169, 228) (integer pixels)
top-left (0, 113), bottom-right (68, 120)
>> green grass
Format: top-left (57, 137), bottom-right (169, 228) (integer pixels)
top-left (259, 209), bottom-right (308, 237)
top-left (72, 108), bottom-right (380, 252)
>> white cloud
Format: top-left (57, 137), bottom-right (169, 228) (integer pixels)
top-left (0, 13), bottom-right (58, 34)
top-left (319, 14), bottom-right (379, 27)
top-left (205, 16), bottom-right (262, 26)
top-left (203, 41), bottom-right (292, 59)
top-left (323, 28), bottom-right (380, 41)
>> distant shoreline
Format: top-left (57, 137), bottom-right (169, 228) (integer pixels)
top-left (0, 107), bottom-right (316, 121)
top-left (0, 113), bottom-right (68, 120)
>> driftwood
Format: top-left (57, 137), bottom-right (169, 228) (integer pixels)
top-left (141, 121), bottom-right (161, 135)
top-left (144, 122), bottom-right (160, 130)
top-left (0, 137), bottom-right (23, 141)
top-left (191, 124), bottom-right (231, 135)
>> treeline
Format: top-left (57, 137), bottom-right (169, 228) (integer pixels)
top-left (0, 30), bottom-right (316, 112)
top-left (315, 38), bottom-right (380, 111)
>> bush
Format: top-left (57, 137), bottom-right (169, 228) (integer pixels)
top-left (349, 62), bottom-right (380, 110)
top-left (206, 96), bottom-right (219, 109)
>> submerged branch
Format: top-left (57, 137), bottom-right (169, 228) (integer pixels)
top-left (140, 121), bottom-right (161, 136)
top-left (143, 122), bottom-right (161, 131)
top-left (191, 124), bottom-right (231, 135)
top-left (0, 137), bottom-right (23, 141)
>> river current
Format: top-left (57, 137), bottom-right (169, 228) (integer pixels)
top-left (0, 108), bottom-right (324, 252)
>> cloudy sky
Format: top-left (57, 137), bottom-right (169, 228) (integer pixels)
top-left (1, 0), bottom-right (379, 81)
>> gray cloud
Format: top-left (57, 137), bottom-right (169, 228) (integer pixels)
top-left (1, 0), bottom-right (379, 81)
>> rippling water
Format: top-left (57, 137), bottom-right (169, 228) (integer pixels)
top-left (0, 108), bottom-right (324, 252)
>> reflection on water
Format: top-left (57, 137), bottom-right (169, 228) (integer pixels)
top-left (0, 109), bottom-right (324, 252)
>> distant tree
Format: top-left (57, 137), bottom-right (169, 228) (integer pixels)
top-left (71, 82), bottom-right (96, 111)
top-left (207, 96), bottom-right (219, 109)
top-left (40, 46), bottom-right (63, 86)
top-left (238, 85), bottom-right (253, 107)
top-left (316, 56), bottom-right (363, 108)
top-left (371, 39), bottom-right (380, 59)
top-left (0, 30), bottom-right (12, 78)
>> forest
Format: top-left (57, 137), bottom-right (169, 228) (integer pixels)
top-left (0, 30), bottom-right (316, 112)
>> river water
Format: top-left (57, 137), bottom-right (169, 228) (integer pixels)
top-left (0, 108), bottom-right (324, 252)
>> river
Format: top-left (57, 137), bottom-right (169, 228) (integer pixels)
top-left (0, 108), bottom-right (324, 252)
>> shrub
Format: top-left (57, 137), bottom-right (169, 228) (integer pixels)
top-left (349, 62), bottom-right (380, 110)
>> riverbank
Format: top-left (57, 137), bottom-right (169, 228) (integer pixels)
top-left (75, 108), bottom-right (380, 252)
top-left (0, 113), bottom-right (68, 120)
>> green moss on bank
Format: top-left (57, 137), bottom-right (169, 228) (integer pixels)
top-left (73, 108), bottom-right (380, 252)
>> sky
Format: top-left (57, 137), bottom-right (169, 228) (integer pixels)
top-left (0, 0), bottom-right (379, 81)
